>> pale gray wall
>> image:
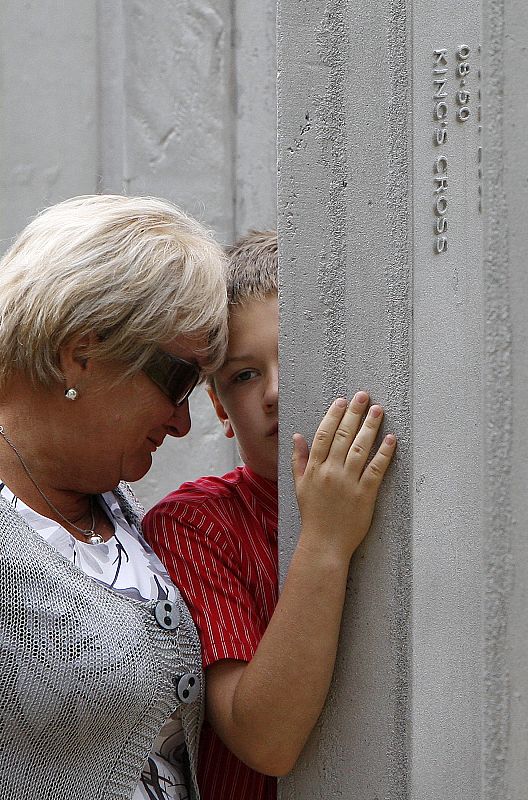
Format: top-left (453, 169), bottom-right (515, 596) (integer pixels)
top-left (0, 0), bottom-right (277, 509)
top-left (0, 1), bottom-right (99, 236)
top-left (278, 0), bottom-right (527, 798)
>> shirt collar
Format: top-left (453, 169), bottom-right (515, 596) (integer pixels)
top-left (240, 465), bottom-right (277, 523)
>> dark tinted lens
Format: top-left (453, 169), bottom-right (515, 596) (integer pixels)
top-left (143, 350), bottom-right (200, 405)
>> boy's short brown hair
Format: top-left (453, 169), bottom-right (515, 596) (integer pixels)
top-left (206, 230), bottom-right (277, 388)
top-left (224, 230), bottom-right (277, 305)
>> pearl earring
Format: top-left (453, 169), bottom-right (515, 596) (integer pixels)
top-left (64, 388), bottom-right (79, 400)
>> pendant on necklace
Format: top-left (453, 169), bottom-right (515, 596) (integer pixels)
top-left (88, 532), bottom-right (104, 545)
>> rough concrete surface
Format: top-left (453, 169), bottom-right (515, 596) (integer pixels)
top-left (278, 0), bottom-right (527, 798)
top-left (278, 1), bottom-right (411, 797)
top-left (500, 1), bottom-right (528, 792)
top-left (482, 0), bottom-right (528, 796)
top-left (0, 1), bottom-right (98, 242)
top-left (233, 0), bottom-right (278, 234)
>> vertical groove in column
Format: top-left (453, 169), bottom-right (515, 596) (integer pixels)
top-left (314, 0), bottom-right (348, 402)
top-left (482, 0), bottom-right (514, 796)
top-left (233, 0), bottom-right (277, 235)
top-left (227, 0), bottom-right (240, 244)
top-left (96, 0), bottom-right (126, 193)
top-left (386, 0), bottom-right (412, 796)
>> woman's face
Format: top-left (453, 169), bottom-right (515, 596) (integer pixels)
top-left (63, 335), bottom-right (207, 489)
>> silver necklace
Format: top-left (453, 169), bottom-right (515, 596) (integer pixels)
top-left (0, 425), bottom-right (104, 545)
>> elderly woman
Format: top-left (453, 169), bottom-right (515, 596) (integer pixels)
top-left (0, 195), bottom-right (227, 799)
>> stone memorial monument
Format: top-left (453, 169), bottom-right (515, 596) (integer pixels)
top-left (278, 1), bottom-right (527, 798)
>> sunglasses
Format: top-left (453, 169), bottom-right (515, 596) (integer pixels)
top-left (142, 349), bottom-right (201, 406)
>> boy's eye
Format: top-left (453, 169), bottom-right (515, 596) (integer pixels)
top-left (234, 369), bottom-right (258, 383)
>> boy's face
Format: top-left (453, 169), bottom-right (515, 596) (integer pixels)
top-left (209, 293), bottom-right (278, 481)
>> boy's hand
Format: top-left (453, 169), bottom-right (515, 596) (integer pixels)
top-left (292, 391), bottom-right (396, 561)
top-left (203, 392), bottom-right (396, 775)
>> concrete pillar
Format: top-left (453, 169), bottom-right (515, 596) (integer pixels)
top-left (277, 1), bottom-right (527, 798)
top-left (233, 0), bottom-right (278, 233)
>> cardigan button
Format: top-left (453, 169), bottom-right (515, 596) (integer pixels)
top-left (154, 600), bottom-right (180, 631)
top-left (175, 673), bottom-right (200, 704)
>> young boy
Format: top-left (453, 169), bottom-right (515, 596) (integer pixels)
top-left (143, 231), bottom-right (396, 800)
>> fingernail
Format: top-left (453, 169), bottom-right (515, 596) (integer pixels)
top-left (335, 397), bottom-right (347, 408)
top-left (385, 434), bottom-right (396, 445)
top-left (369, 405), bottom-right (382, 418)
top-left (355, 391), bottom-right (368, 404)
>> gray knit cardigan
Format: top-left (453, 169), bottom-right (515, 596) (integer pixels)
top-left (0, 483), bottom-right (203, 799)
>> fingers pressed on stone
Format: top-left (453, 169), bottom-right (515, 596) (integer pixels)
top-left (326, 391), bottom-right (370, 463)
top-left (343, 402), bottom-right (384, 471)
top-left (360, 433), bottom-right (397, 488)
top-left (308, 398), bottom-right (350, 463)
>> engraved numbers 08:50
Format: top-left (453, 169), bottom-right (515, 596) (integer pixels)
top-left (456, 45), bottom-right (470, 122)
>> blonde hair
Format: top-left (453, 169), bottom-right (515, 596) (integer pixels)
top-left (0, 195), bottom-right (228, 390)
top-left (224, 230), bottom-right (277, 304)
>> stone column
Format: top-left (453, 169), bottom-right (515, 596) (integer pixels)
top-left (233, 0), bottom-right (277, 233)
top-left (277, 1), bottom-right (527, 798)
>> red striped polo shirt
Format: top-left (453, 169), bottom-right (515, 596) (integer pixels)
top-left (143, 466), bottom-right (278, 800)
